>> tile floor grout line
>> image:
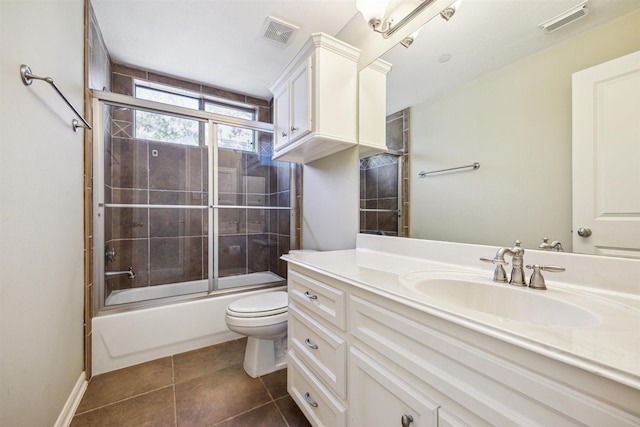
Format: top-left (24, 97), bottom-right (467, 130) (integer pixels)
top-left (273, 395), bottom-right (292, 427)
top-left (259, 376), bottom-right (276, 401)
top-left (72, 384), bottom-right (175, 416)
top-left (211, 401), bottom-right (279, 426)
top-left (171, 356), bottom-right (178, 427)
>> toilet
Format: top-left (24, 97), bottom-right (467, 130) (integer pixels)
top-left (225, 291), bottom-right (288, 378)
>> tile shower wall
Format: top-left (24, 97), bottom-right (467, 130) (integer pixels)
top-left (360, 108), bottom-right (410, 236)
top-left (104, 64), bottom-right (293, 294)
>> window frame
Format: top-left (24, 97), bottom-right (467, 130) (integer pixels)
top-left (133, 81), bottom-right (258, 152)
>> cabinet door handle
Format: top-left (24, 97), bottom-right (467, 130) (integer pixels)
top-left (291, 126), bottom-right (299, 132)
top-left (304, 392), bottom-right (318, 407)
top-left (281, 131), bottom-right (287, 137)
top-left (304, 291), bottom-right (318, 300)
top-left (401, 414), bottom-right (414, 427)
top-left (304, 338), bottom-right (318, 349)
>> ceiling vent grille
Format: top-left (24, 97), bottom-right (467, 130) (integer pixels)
top-left (539, 1), bottom-right (590, 33)
top-left (262, 16), bottom-right (299, 46)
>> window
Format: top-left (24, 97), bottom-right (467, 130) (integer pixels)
top-left (134, 83), bottom-right (257, 151)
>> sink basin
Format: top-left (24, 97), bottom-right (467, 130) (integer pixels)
top-left (399, 271), bottom-right (601, 328)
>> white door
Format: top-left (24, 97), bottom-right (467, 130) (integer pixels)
top-left (572, 50), bottom-right (640, 258)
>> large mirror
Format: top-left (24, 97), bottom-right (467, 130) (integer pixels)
top-left (374, 0), bottom-right (640, 254)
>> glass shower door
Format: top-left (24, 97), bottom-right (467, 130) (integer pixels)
top-left (100, 103), bottom-right (210, 306)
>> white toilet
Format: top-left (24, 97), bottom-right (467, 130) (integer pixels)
top-left (225, 291), bottom-right (288, 378)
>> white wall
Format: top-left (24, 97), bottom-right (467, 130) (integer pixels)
top-left (303, 146), bottom-right (360, 250)
top-left (410, 9), bottom-right (640, 251)
top-left (0, 1), bottom-right (85, 425)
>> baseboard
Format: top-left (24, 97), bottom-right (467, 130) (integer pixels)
top-left (54, 372), bottom-right (87, 427)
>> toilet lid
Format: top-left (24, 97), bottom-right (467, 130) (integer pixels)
top-left (226, 291), bottom-right (288, 318)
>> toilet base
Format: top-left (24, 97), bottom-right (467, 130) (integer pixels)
top-left (243, 335), bottom-right (287, 378)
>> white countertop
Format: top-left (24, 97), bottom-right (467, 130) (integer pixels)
top-left (282, 235), bottom-right (640, 391)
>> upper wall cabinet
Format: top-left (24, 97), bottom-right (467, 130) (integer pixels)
top-left (358, 58), bottom-right (392, 159)
top-left (270, 33), bottom-right (360, 164)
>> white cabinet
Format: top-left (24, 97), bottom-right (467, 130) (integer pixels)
top-left (349, 347), bottom-right (438, 427)
top-left (287, 266), bottom-right (348, 426)
top-left (358, 58), bottom-right (392, 159)
top-left (286, 263), bottom-right (640, 427)
top-left (273, 59), bottom-right (312, 152)
top-left (270, 33), bottom-right (360, 164)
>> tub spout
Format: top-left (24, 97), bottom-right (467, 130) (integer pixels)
top-left (105, 266), bottom-right (136, 280)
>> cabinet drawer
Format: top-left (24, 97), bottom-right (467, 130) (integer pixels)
top-left (288, 269), bottom-right (346, 330)
top-left (349, 346), bottom-right (439, 427)
top-left (289, 303), bottom-right (347, 398)
top-left (288, 350), bottom-right (347, 427)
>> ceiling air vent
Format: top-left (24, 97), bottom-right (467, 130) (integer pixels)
top-left (539, 1), bottom-right (590, 33)
top-left (262, 16), bottom-right (299, 46)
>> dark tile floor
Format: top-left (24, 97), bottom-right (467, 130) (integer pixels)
top-left (71, 338), bottom-right (311, 426)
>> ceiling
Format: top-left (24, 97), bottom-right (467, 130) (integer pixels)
top-left (92, 0), bottom-right (640, 108)
top-left (382, 0), bottom-right (640, 114)
top-left (91, 0), bottom-right (360, 100)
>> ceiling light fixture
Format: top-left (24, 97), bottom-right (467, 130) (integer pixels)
top-left (357, 0), bottom-right (461, 48)
top-left (400, 27), bottom-right (422, 48)
top-left (440, 0), bottom-right (462, 21)
top-left (357, 0), bottom-right (445, 40)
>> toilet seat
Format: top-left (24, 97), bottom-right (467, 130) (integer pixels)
top-left (226, 291), bottom-right (288, 318)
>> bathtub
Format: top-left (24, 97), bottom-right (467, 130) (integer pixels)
top-left (93, 273), bottom-right (286, 375)
top-left (105, 271), bottom-right (284, 305)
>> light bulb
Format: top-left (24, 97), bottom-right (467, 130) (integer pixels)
top-left (356, 0), bottom-right (391, 24)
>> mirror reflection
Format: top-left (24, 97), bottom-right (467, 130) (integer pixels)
top-left (369, 0), bottom-right (640, 255)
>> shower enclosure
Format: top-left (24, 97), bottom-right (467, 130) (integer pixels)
top-left (92, 91), bottom-right (294, 313)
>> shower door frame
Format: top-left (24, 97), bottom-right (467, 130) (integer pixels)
top-left (92, 91), bottom-right (284, 315)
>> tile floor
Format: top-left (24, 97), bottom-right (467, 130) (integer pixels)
top-left (71, 338), bottom-right (311, 426)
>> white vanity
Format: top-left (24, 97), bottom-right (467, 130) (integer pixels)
top-left (283, 234), bottom-right (640, 426)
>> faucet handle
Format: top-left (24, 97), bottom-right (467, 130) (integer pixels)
top-left (480, 256), bottom-right (507, 265)
top-left (480, 257), bottom-right (508, 283)
top-left (525, 264), bottom-right (565, 290)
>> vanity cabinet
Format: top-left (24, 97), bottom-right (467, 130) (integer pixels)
top-left (269, 33), bottom-right (360, 164)
top-left (287, 268), bottom-right (348, 426)
top-left (286, 263), bottom-right (640, 427)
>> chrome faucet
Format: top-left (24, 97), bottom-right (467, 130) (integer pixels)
top-left (105, 266), bottom-right (136, 280)
top-left (480, 240), bottom-right (527, 286)
top-left (538, 237), bottom-right (564, 252)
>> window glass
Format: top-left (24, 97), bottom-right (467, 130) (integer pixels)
top-left (133, 85), bottom-right (257, 152)
top-left (135, 87), bottom-right (201, 145)
top-left (205, 102), bottom-right (255, 152)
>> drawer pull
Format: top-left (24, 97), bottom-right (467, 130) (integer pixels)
top-left (304, 291), bottom-right (318, 300)
top-left (304, 338), bottom-right (318, 349)
top-left (401, 414), bottom-right (414, 427)
top-left (304, 392), bottom-right (318, 407)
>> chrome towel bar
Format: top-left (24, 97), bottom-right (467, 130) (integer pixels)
top-left (418, 162), bottom-right (480, 178)
top-left (20, 64), bottom-right (92, 132)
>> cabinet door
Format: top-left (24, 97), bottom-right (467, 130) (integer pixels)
top-left (438, 408), bottom-right (471, 427)
top-left (273, 84), bottom-right (290, 150)
top-left (350, 347), bottom-right (438, 427)
top-left (290, 57), bottom-right (312, 142)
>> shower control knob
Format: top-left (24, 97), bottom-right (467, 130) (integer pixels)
top-left (577, 227), bottom-right (592, 237)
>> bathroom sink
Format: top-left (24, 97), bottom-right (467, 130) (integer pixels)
top-left (399, 271), bottom-right (601, 328)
